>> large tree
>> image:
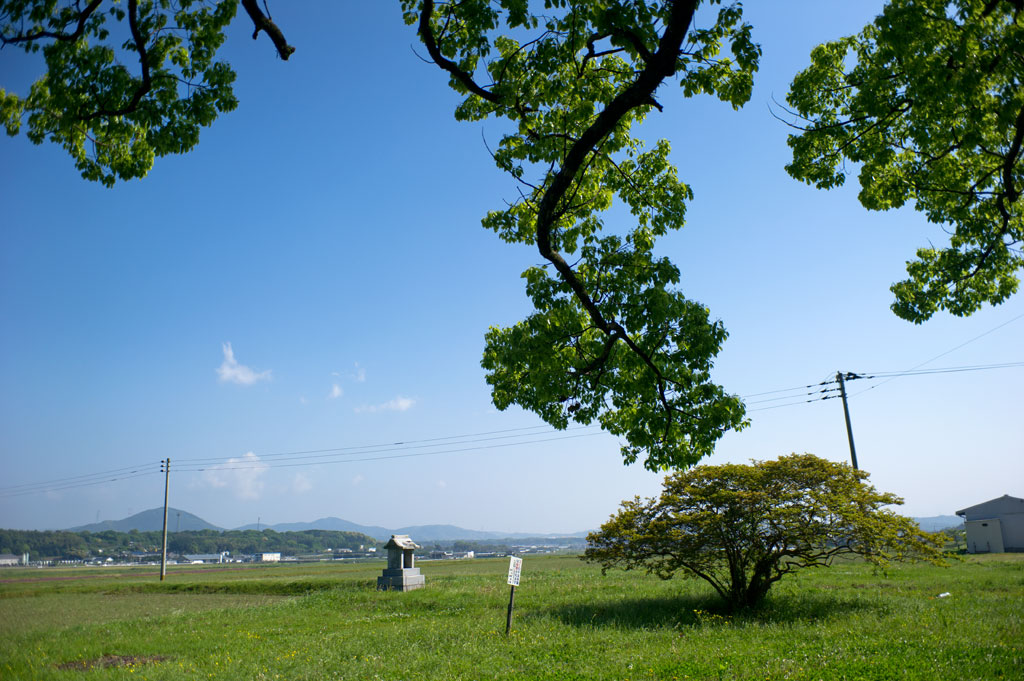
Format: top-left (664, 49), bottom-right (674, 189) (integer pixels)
top-left (404, 0), bottom-right (756, 470)
top-left (0, 0), bottom-right (292, 186)
top-left (785, 0), bottom-right (1024, 322)
top-left (584, 453), bottom-right (948, 610)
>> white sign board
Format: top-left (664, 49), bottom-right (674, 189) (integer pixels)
top-left (507, 556), bottom-right (522, 586)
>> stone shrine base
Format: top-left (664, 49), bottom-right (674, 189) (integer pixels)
top-left (377, 567), bottom-right (425, 591)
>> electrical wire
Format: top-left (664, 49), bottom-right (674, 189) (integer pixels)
top-left (0, 461), bottom-right (162, 494)
top-left (739, 379), bottom-right (834, 399)
top-left (172, 430), bottom-right (604, 473)
top-left (175, 423), bottom-right (601, 467)
top-left (0, 471), bottom-right (159, 500)
top-left (743, 386), bottom-right (840, 406)
top-left (0, 425), bottom-right (604, 499)
top-left (850, 311), bottom-right (1024, 397)
top-left (851, 361), bottom-right (1024, 379)
top-left (6, 348), bottom-right (1020, 499)
top-left (746, 393), bottom-right (841, 413)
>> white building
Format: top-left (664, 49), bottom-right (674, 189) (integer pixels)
top-left (0, 553), bottom-right (24, 566)
top-left (257, 552), bottom-right (281, 562)
top-left (183, 552), bottom-right (229, 564)
top-left (956, 495), bottom-right (1024, 553)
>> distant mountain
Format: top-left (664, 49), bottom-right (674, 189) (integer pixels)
top-left (67, 509), bottom-right (584, 541)
top-left (235, 517), bottom-right (588, 542)
top-left (913, 515), bottom-right (963, 532)
top-left (235, 516), bottom-right (393, 540)
top-left (64, 507), bottom-right (959, 542)
top-left (69, 507), bottom-right (222, 533)
top-left (395, 524), bottom-right (507, 542)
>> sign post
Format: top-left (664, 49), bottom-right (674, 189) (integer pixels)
top-left (505, 555), bottom-right (522, 636)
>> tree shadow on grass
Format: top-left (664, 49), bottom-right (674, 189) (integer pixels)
top-left (542, 590), bottom-right (884, 631)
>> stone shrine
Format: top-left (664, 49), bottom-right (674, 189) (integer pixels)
top-left (377, 535), bottom-right (425, 591)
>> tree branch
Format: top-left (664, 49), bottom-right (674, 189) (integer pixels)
top-left (532, 1), bottom-right (697, 338)
top-left (240, 0), bottom-right (294, 60)
top-left (417, 0), bottom-right (500, 104)
top-left (79, 0), bottom-right (151, 120)
top-left (0, 0), bottom-right (103, 45)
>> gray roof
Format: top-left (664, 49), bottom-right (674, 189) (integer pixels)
top-left (956, 494), bottom-right (1024, 517)
top-left (384, 534), bottom-right (420, 550)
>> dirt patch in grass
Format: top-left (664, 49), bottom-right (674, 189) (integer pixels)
top-left (57, 654), bottom-right (169, 671)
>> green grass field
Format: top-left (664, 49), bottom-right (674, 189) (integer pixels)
top-left (1, 554), bottom-right (1020, 680)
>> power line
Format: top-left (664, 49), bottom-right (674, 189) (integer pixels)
top-left (741, 359), bottom-right (1020, 412)
top-left (173, 430), bottom-right (604, 473)
top-left (0, 425), bottom-right (604, 499)
top-left (852, 361), bottom-right (1024, 379)
top-left (850, 311), bottom-right (1024, 397)
top-left (740, 380), bottom-right (834, 399)
top-left (906, 311), bottom-right (1024, 369)
top-left (744, 386), bottom-right (840, 406)
top-left (746, 393), bottom-right (841, 413)
top-left (6, 352), bottom-right (1020, 499)
top-left (0, 471), bottom-right (157, 500)
top-left (175, 423), bottom-right (600, 467)
top-left (0, 461), bottom-right (162, 494)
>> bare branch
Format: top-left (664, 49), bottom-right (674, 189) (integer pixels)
top-left (240, 0), bottom-right (294, 60)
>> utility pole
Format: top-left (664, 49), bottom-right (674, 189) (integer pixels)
top-left (836, 372), bottom-right (859, 470)
top-left (160, 458), bottom-right (170, 581)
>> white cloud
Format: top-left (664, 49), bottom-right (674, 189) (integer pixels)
top-left (216, 343), bottom-right (271, 385)
top-left (354, 396), bottom-right (416, 413)
top-left (351, 474), bottom-right (365, 486)
top-left (328, 383), bottom-right (343, 399)
top-left (353, 362), bottom-right (366, 383)
top-left (291, 472), bottom-right (313, 494)
top-left (201, 452), bottom-right (268, 500)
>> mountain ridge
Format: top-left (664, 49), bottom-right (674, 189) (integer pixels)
top-left (69, 508), bottom-right (223, 533)
top-left (913, 515), bottom-right (963, 532)
top-left (66, 508), bottom-right (953, 540)
top-left (65, 509), bottom-right (588, 541)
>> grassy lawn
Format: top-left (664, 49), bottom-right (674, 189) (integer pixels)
top-left (0, 554), bottom-right (1020, 680)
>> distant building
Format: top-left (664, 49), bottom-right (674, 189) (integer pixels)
top-left (956, 495), bottom-right (1024, 553)
top-left (0, 554), bottom-right (23, 567)
top-left (426, 550), bottom-right (475, 561)
top-left (257, 552), bottom-right (281, 562)
top-left (183, 552), bottom-right (229, 564)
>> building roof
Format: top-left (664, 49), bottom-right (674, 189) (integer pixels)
top-left (956, 494), bottom-right (1024, 517)
top-left (384, 534), bottom-right (420, 550)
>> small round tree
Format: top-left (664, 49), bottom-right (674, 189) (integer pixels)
top-left (584, 453), bottom-right (946, 610)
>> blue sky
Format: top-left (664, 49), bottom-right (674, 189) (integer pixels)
top-left (1, 1), bottom-right (1021, 534)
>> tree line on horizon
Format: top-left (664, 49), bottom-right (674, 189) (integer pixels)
top-left (0, 528), bottom-right (378, 561)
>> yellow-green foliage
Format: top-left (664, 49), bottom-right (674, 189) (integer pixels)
top-left (585, 453), bottom-right (948, 609)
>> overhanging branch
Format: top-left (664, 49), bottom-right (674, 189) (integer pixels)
top-left (241, 0), bottom-right (294, 60)
top-left (0, 0), bottom-right (103, 45)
